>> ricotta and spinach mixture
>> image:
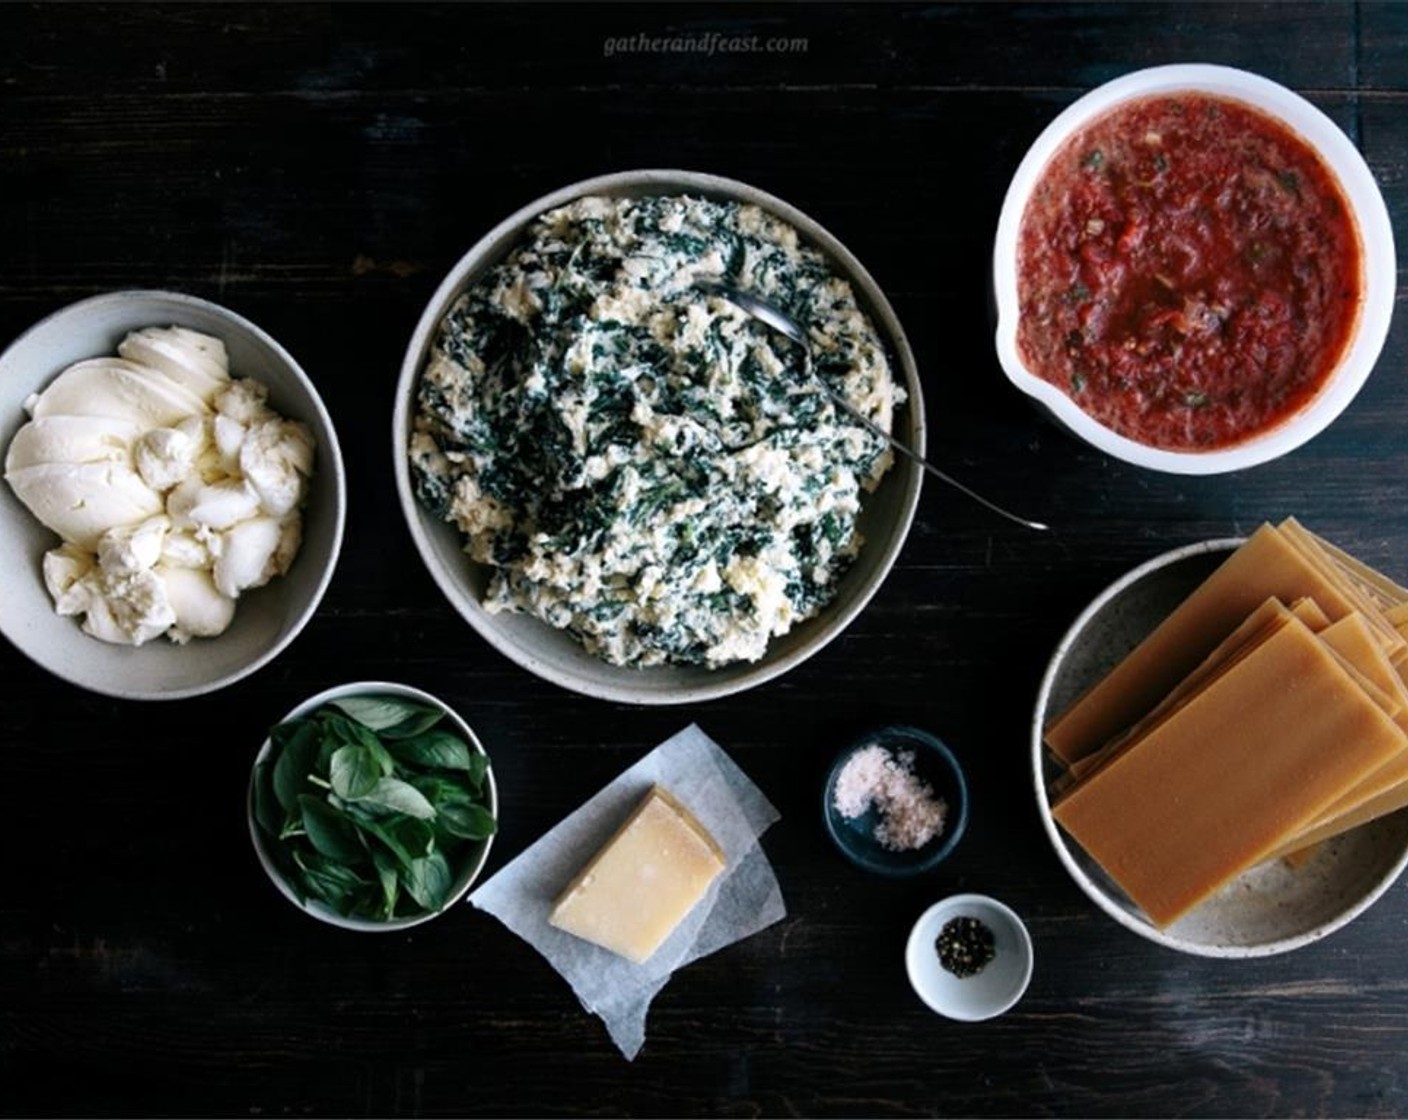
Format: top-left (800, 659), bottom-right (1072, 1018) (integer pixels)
top-left (409, 194), bottom-right (904, 667)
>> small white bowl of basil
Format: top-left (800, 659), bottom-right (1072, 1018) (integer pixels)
top-left (248, 681), bottom-right (498, 931)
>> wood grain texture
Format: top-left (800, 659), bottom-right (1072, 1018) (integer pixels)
top-left (2, 3), bottom-right (1407, 1116)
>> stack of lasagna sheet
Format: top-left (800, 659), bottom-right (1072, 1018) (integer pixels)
top-left (1047, 519), bottom-right (1408, 927)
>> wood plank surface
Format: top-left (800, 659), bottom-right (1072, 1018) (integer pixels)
top-left (2, 3), bottom-right (1407, 1117)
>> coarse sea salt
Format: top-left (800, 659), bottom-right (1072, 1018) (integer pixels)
top-left (833, 743), bottom-right (947, 851)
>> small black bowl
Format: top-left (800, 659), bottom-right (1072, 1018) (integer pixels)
top-left (823, 725), bottom-right (969, 877)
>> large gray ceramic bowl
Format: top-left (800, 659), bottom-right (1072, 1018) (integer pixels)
top-left (0, 290), bottom-right (346, 700)
top-left (1033, 539), bottom-right (1408, 956)
top-left (393, 170), bottom-right (924, 704)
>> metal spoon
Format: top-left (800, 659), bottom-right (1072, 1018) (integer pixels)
top-left (698, 280), bottom-right (1050, 533)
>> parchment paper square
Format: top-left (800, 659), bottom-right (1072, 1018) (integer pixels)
top-left (468, 724), bottom-right (784, 1058)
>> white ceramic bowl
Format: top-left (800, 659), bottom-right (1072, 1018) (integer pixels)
top-left (994, 64), bottom-right (1396, 474)
top-left (1033, 539), bottom-right (1408, 956)
top-left (393, 169), bottom-right (924, 705)
top-left (0, 290), bottom-right (346, 699)
top-left (905, 893), bottom-right (1033, 1021)
top-left (248, 680), bottom-right (498, 932)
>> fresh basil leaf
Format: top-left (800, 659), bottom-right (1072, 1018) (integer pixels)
top-left (271, 720), bottom-right (321, 811)
top-left (270, 717), bottom-right (317, 750)
top-left (357, 777), bottom-right (436, 820)
top-left (252, 761), bottom-right (284, 838)
top-left (330, 744), bottom-right (381, 799)
top-left (315, 736), bottom-right (337, 776)
top-left (298, 795), bottom-right (365, 863)
top-left (436, 800), bottom-right (497, 842)
top-left (318, 711), bottom-right (369, 749)
top-left (301, 875), bottom-right (353, 913)
top-left (407, 775), bottom-right (494, 843)
top-left (371, 849), bottom-right (400, 920)
top-left (343, 806), bottom-right (434, 872)
top-left (266, 842), bottom-right (305, 902)
top-left (293, 849), bottom-right (367, 912)
top-left (320, 711), bottom-right (363, 745)
top-left (464, 753), bottom-right (489, 791)
top-left (303, 849), bottom-right (367, 889)
top-left (386, 729), bottom-right (473, 772)
top-left (407, 774), bottom-right (469, 807)
top-left (323, 711), bottom-right (397, 776)
top-left (403, 851), bottom-right (454, 911)
top-left (380, 706), bottom-right (446, 740)
top-left (344, 810), bottom-right (413, 869)
top-left (347, 887), bottom-right (387, 922)
top-left (367, 737), bottom-right (396, 778)
top-left (278, 802), bottom-right (305, 841)
top-left (330, 695), bottom-right (427, 732)
top-left (388, 815), bottom-right (436, 860)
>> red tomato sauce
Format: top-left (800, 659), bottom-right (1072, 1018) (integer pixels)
top-left (1017, 93), bottom-right (1362, 451)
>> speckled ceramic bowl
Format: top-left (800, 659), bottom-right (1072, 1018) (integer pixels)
top-left (1033, 539), bottom-right (1408, 956)
top-left (823, 725), bottom-right (968, 877)
top-left (393, 169), bottom-right (924, 705)
top-left (0, 290), bottom-right (345, 700)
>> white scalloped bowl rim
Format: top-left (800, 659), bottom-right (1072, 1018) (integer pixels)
top-left (993, 64), bottom-right (1396, 475)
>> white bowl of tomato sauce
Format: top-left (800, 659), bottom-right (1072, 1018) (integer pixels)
top-left (994, 64), bottom-right (1395, 474)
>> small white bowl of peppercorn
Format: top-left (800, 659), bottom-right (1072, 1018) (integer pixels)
top-left (905, 893), bottom-right (1033, 1021)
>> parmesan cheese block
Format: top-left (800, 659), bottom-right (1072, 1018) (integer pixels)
top-left (549, 786), bottom-right (726, 964)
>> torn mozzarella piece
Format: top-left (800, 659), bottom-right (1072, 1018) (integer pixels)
top-left (27, 358), bottom-right (209, 427)
top-left (160, 528), bottom-right (212, 569)
top-left (4, 415), bottom-right (143, 472)
top-left (78, 568), bottom-right (177, 646)
top-left (240, 418), bottom-right (313, 516)
top-left (117, 326), bottom-right (230, 403)
top-left (95, 516), bottom-right (169, 577)
top-left (42, 543), bottom-right (95, 611)
top-left (135, 416), bottom-right (208, 492)
top-left (214, 378), bottom-right (272, 424)
top-left (167, 477), bottom-right (262, 531)
top-left (5, 461), bottom-right (164, 549)
top-left (272, 515), bottom-right (302, 577)
top-left (161, 565), bottom-right (236, 641)
top-left (212, 413), bottom-right (246, 474)
top-left (213, 516), bottom-right (285, 597)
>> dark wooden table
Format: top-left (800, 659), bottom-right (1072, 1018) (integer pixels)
top-left (4, 3), bottom-right (1407, 1116)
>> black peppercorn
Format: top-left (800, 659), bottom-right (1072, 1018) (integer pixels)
top-left (935, 915), bottom-right (996, 978)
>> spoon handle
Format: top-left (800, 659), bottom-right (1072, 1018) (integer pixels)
top-left (819, 386), bottom-right (1050, 533)
top-left (700, 279), bottom-right (1050, 532)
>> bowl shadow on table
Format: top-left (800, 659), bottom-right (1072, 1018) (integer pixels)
top-left (1035, 540), bottom-right (1408, 956)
